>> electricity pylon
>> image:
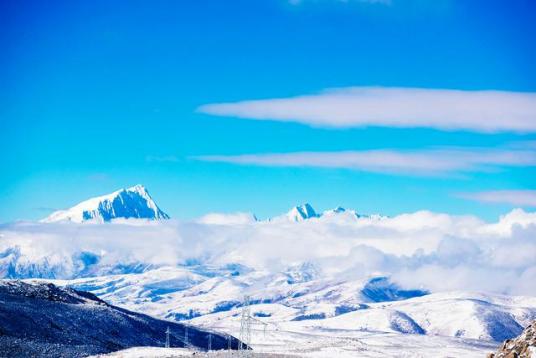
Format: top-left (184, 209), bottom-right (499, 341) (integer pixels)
top-left (239, 296), bottom-right (252, 357)
top-left (165, 326), bottom-right (170, 348)
top-left (227, 335), bottom-right (233, 358)
top-left (238, 295), bottom-right (275, 357)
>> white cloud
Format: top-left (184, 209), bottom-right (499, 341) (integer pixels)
top-left (459, 190), bottom-right (536, 207)
top-left (194, 146), bottom-right (536, 176)
top-left (198, 87), bottom-right (536, 132)
top-left (196, 212), bottom-right (257, 225)
top-left (1, 208), bottom-right (536, 295)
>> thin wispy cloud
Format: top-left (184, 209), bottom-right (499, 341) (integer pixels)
top-left (194, 146), bottom-right (536, 176)
top-left (289, 0), bottom-right (392, 5)
top-left (459, 190), bottom-right (536, 207)
top-left (198, 87), bottom-right (536, 133)
top-left (88, 173), bottom-right (110, 182)
top-left (33, 207), bottom-right (60, 213)
top-left (146, 155), bottom-right (180, 163)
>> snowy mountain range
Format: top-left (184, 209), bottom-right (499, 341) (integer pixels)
top-left (41, 185), bottom-right (170, 223)
top-left (39, 184), bottom-right (381, 224)
top-left (2, 185), bottom-right (536, 356)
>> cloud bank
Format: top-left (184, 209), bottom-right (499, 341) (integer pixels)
top-left (194, 146), bottom-right (536, 176)
top-left (1, 208), bottom-right (536, 295)
top-left (198, 87), bottom-right (536, 132)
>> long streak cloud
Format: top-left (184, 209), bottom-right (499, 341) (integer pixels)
top-left (460, 190), bottom-right (536, 207)
top-left (198, 87), bottom-right (536, 132)
top-left (194, 146), bottom-right (536, 176)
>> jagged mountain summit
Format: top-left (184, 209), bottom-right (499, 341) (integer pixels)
top-left (285, 203), bottom-right (319, 222)
top-left (270, 203), bottom-right (385, 223)
top-left (41, 185), bottom-right (170, 223)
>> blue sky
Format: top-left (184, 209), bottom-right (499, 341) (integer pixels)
top-left (1, 0), bottom-right (535, 222)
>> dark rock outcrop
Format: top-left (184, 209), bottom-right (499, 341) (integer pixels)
top-left (0, 280), bottom-right (241, 357)
top-left (488, 320), bottom-right (536, 358)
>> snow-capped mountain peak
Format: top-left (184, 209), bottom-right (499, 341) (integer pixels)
top-left (323, 206), bottom-right (350, 215)
top-left (322, 206), bottom-right (361, 220)
top-left (330, 206), bottom-right (346, 213)
top-left (41, 185), bottom-right (170, 223)
top-left (286, 203), bottom-right (318, 222)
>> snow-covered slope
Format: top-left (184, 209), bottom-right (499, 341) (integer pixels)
top-left (0, 280), bottom-right (241, 357)
top-left (183, 289), bottom-right (536, 357)
top-left (41, 185), bottom-right (170, 223)
top-left (44, 268), bottom-right (423, 321)
top-left (186, 305), bottom-right (498, 358)
top-left (375, 291), bottom-right (536, 341)
top-left (32, 264), bottom-right (536, 347)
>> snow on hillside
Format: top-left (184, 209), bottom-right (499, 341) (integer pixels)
top-left (38, 268), bottom-right (426, 322)
top-left (186, 301), bottom-right (499, 358)
top-left (178, 290), bottom-right (534, 357)
top-left (0, 280), bottom-right (241, 357)
top-left (41, 185), bottom-right (169, 223)
top-left (30, 265), bottom-right (536, 349)
top-left (94, 334), bottom-right (497, 358)
top-left (373, 291), bottom-right (536, 341)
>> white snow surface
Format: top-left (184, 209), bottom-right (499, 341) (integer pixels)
top-left (30, 265), bottom-right (536, 357)
top-left (94, 333), bottom-right (496, 358)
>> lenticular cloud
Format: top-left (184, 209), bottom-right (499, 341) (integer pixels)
top-left (194, 146), bottom-right (536, 176)
top-left (1, 208), bottom-right (535, 295)
top-left (198, 87), bottom-right (536, 133)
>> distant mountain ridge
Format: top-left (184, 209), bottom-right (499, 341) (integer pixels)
top-left (40, 185), bottom-right (384, 224)
top-left (42, 185), bottom-right (169, 223)
top-left (274, 203), bottom-right (385, 223)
